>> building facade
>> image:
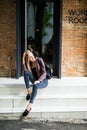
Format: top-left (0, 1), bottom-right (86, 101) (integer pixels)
top-left (0, 0), bottom-right (87, 78)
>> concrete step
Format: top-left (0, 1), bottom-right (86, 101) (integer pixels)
top-left (0, 95), bottom-right (87, 112)
top-left (0, 77), bottom-right (87, 96)
top-left (0, 77), bottom-right (87, 120)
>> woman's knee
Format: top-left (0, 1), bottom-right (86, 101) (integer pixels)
top-left (33, 84), bottom-right (38, 89)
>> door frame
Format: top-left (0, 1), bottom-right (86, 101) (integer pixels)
top-left (53, 0), bottom-right (62, 78)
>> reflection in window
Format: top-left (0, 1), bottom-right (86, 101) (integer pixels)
top-left (27, 1), bottom-right (53, 68)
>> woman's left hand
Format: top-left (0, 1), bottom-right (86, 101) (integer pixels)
top-left (34, 80), bottom-right (40, 84)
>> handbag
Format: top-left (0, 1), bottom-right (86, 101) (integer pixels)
top-left (45, 63), bottom-right (52, 80)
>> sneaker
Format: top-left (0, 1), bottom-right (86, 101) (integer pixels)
top-left (26, 94), bottom-right (31, 100)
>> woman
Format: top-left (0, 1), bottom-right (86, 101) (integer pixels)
top-left (22, 50), bottom-right (48, 116)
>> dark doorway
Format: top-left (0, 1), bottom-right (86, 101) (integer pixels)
top-left (16, 0), bottom-right (62, 78)
top-left (27, 0), bottom-right (53, 71)
top-left (27, 0), bottom-right (62, 78)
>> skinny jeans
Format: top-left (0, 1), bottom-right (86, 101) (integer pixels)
top-left (24, 70), bottom-right (48, 103)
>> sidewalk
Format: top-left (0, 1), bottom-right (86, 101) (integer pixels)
top-left (0, 119), bottom-right (87, 130)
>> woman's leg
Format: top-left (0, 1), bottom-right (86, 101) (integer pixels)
top-left (24, 70), bottom-right (35, 88)
top-left (24, 70), bottom-right (35, 97)
top-left (26, 79), bottom-right (48, 110)
top-left (22, 79), bottom-right (48, 116)
top-left (30, 79), bottom-right (48, 103)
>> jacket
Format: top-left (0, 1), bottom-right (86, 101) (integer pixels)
top-left (35, 57), bottom-right (46, 82)
top-left (23, 54), bottom-right (46, 82)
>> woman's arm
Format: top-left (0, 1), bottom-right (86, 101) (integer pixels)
top-left (22, 51), bottom-right (27, 71)
top-left (38, 58), bottom-right (46, 82)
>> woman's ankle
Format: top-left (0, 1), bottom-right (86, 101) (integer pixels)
top-left (26, 103), bottom-right (32, 111)
top-left (27, 88), bottom-right (31, 94)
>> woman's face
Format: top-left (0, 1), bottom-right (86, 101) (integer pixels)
top-left (27, 51), bottom-right (35, 62)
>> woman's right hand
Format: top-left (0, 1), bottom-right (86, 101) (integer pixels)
top-left (34, 80), bottom-right (40, 84)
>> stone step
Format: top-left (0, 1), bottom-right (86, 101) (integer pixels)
top-left (0, 94), bottom-right (87, 113)
top-left (0, 77), bottom-right (87, 120)
top-left (0, 77), bottom-right (87, 96)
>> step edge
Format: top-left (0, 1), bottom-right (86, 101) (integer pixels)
top-left (0, 95), bottom-right (87, 99)
top-left (0, 107), bottom-right (87, 113)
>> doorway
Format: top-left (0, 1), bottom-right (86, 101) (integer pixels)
top-left (27, 1), bottom-right (53, 70)
top-left (16, 0), bottom-right (62, 78)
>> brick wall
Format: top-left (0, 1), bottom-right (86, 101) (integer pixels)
top-left (0, 0), bottom-right (16, 77)
top-left (62, 0), bottom-right (87, 76)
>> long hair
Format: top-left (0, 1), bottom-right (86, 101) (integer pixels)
top-left (23, 50), bottom-right (34, 72)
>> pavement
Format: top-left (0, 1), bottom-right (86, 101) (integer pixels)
top-left (0, 119), bottom-right (87, 130)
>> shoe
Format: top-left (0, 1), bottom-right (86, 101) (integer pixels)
top-left (22, 108), bottom-right (31, 117)
top-left (26, 94), bottom-right (31, 100)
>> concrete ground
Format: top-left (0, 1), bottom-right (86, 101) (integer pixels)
top-left (0, 119), bottom-right (87, 130)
